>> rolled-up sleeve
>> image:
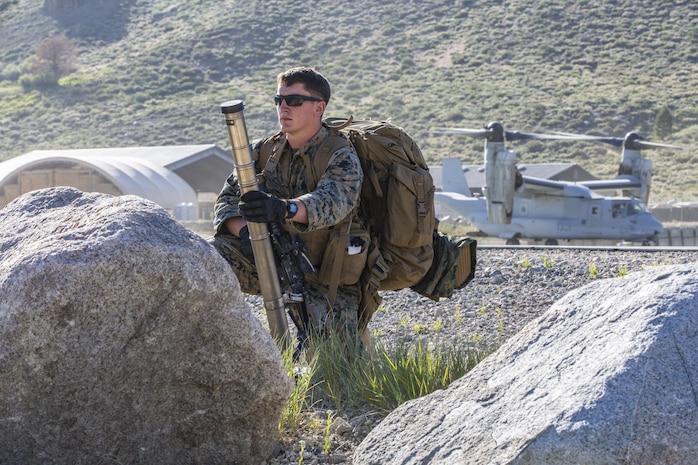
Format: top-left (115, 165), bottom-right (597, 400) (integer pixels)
top-left (212, 172), bottom-right (242, 234)
top-left (296, 145), bottom-right (363, 231)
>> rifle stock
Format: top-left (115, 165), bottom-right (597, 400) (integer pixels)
top-left (220, 100), bottom-right (290, 347)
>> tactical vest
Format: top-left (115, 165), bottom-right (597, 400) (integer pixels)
top-left (257, 132), bottom-right (368, 303)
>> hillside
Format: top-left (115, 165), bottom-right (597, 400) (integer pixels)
top-left (1, 0), bottom-right (697, 202)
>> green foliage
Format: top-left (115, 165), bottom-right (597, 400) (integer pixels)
top-left (432, 318), bottom-right (445, 332)
top-left (618, 264), bottom-right (629, 277)
top-left (541, 255), bottom-right (555, 269)
top-left (304, 332), bottom-right (491, 415)
top-left (654, 105), bottom-right (673, 140)
top-left (516, 257), bottom-right (532, 270)
top-left (0, 62), bottom-right (27, 81)
top-left (454, 305), bottom-right (463, 324)
top-left (18, 72), bottom-right (58, 91)
top-left (0, 0), bottom-right (696, 201)
top-left (278, 346), bottom-right (317, 437)
top-left (589, 262), bottom-right (598, 279)
top-left (298, 440), bottom-right (305, 465)
top-left (322, 410), bottom-right (333, 455)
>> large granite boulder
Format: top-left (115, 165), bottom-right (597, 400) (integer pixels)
top-left (0, 187), bottom-right (292, 465)
top-left (355, 262), bottom-right (698, 464)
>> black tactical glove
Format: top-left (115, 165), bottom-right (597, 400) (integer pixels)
top-left (238, 225), bottom-right (255, 263)
top-left (239, 190), bottom-right (287, 224)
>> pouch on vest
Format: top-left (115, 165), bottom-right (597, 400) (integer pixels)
top-left (318, 227), bottom-right (370, 287)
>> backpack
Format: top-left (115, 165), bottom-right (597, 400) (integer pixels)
top-left (322, 117), bottom-right (437, 293)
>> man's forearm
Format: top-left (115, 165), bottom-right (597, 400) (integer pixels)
top-left (224, 216), bottom-right (247, 236)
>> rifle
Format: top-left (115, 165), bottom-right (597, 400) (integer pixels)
top-left (266, 221), bottom-right (327, 361)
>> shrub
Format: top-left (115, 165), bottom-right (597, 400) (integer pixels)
top-left (19, 72), bottom-right (58, 91)
top-left (1, 62), bottom-right (24, 81)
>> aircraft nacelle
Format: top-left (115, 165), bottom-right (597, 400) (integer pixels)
top-left (619, 147), bottom-right (652, 204)
top-left (484, 142), bottom-right (517, 224)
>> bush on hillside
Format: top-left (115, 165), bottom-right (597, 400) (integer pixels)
top-left (19, 72), bottom-right (59, 91)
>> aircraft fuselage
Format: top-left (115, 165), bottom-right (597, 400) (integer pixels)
top-left (434, 191), bottom-right (663, 242)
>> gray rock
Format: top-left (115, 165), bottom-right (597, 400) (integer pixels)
top-left (355, 262), bottom-right (698, 464)
top-left (331, 416), bottom-right (353, 436)
top-left (0, 187), bottom-right (292, 465)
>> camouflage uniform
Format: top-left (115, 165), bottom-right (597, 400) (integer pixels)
top-left (210, 126), bottom-right (363, 341)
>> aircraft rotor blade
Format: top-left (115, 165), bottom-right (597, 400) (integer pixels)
top-left (435, 125), bottom-right (685, 150)
top-left (550, 132), bottom-right (625, 147)
top-left (504, 131), bottom-right (583, 142)
top-left (552, 131), bottom-right (684, 150)
top-left (432, 127), bottom-right (493, 139)
top-left (633, 140), bottom-right (684, 151)
top-left (433, 124), bottom-right (588, 142)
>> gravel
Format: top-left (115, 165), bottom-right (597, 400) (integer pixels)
top-left (248, 245), bottom-right (698, 464)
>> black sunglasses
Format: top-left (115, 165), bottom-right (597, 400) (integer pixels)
top-left (273, 94), bottom-right (324, 107)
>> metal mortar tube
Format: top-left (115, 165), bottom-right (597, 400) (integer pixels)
top-left (220, 100), bottom-right (290, 347)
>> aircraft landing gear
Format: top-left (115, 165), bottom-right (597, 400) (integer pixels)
top-left (545, 239), bottom-right (559, 246)
top-left (505, 237), bottom-right (520, 245)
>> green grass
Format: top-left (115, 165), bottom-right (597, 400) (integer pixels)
top-left (516, 257), bottom-right (532, 271)
top-left (278, 345), bottom-right (318, 437)
top-left (541, 255), bottom-right (555, 269)
top-left (278, 331), bottom-right (494, 436)
top-left (589, 262), bottom-right (599, 279)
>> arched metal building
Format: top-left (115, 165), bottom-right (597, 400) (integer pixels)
top-left (0, 145), bottom-right (235, 220)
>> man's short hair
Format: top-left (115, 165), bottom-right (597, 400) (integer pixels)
top-left (277, 66), bottom-right (331, 104)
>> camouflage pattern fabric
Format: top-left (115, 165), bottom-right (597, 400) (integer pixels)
top-left (209, 233), bottom-right (361, 340)
top-left (213, 126), bottom-right (362, 234)
top-left (410, 232), bottom-right (477, 301)
top-left (209, 233), bottom-right (261, 294)
top-left (211, 126), bottom-right (363, 344)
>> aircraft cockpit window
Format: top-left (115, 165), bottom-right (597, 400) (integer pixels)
top-left (612, 202), bottom-right (627, 218)
top-left (627, 202), bottom-right (643, 216)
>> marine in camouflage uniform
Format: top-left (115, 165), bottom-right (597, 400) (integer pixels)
top-left (210, 70), bottom-right (364, 345)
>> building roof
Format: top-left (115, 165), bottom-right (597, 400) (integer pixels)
top-left (0, 145), bottom-right (235, 212)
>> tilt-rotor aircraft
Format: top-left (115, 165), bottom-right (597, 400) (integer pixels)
top-left (433, 122), bottom-right (680, 245)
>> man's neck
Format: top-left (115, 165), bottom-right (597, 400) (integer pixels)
top-left (285, 124), bottom-right (322, 149)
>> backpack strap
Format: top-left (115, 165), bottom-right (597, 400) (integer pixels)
top-left (258, 133), bottom-right (285, 186)
top-left (323, 115), bottom-right (354, 130)
top-left (303, 133), bottom-right (353, 190)
top-left (358, 239), bottom-right (388, 330)
top-left (305, 132), bottom-right (357, 307)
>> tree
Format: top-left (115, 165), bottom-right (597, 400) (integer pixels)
top-left (31, 34), bottom-right (76, 81)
